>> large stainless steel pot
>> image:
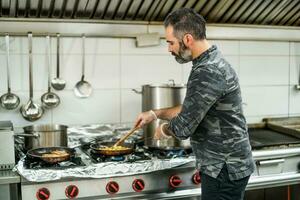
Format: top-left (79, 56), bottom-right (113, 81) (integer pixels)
top-left (15, 124), bottom-right (68, 150)
top-left (135, 80), bottom-right (190, 149)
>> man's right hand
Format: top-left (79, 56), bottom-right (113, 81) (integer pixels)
top-left (134, 110), bottom-right (157, 128)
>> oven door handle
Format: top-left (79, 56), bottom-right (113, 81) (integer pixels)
top-left (257, 159), bottom-right (285, 165)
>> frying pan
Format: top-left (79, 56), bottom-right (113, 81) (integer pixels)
top-left (27, 147), bottom-right (75, 164)
top-left (90, 141), bottom-right (134, 156)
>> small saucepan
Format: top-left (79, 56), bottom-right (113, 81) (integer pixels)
top-left (27, 147), bottom-right (75, 164)
top-left (90, 141), bottom-right (134, 156)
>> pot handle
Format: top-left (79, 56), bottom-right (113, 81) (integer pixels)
top-left (132, 89), bottom-right (142, 94)
top-left (14, 133), bottom-right (40, 138)
top-left (168, 79), bottom-right (175, 86)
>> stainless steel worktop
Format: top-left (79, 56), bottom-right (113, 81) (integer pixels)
top-left (0, 170), bottom-right (20, 185)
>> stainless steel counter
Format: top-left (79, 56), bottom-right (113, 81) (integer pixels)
top-left (0, 170), bottom-right (20, 185)
top-left (0, 170), bottom-right (20, 200)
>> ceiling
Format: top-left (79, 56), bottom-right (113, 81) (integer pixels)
top-left (0, 0), bottom-right (299, 27)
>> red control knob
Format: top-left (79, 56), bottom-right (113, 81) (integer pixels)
top-left (106, 181), bottom-right (119, 194)
top-left (132, 179), bottom-right (145, 192)
top-left (36, 188), bottom-right (50, 200)
top-left (192, 172), bottom-right (201, 185)
top-left (169, 175), bottom-right (182, 188)
top-left (65, 185), bottom-right (79, 199)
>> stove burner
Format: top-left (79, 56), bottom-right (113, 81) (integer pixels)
top-left (149, 148), bottom-right (193, 159)
top-left (82, 144), bottom-right (192, 164)
top-left (84, 145), bottom-right (152, 163)
top-left (24, 154), bottom-right (85, 169)
top-left (89, 149), bottom-right (126, 162)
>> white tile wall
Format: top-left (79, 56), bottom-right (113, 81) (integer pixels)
top-left (239, 56), bottom-right (289, 86)
top-left (241, 86), bottom-right (289, 116)
top-left (209, 40), bottom-right (239, 55)
top-left (0, 36), bottom-right (298, 127)
top-left (121, 55), bottom-right (182, 88)
top-left (240, 41), bottom-right (289, 56)
top-left (52, 90), bottom-right (120, 125)
top-left (289, 86), bottom-right (300, 115)
top-left (121, 89), bottom-right (142, 123)
top-left (290, 42), bottom-right (300, 56)
top-left (290, 56), bottom-right (300, 85)
top-left (121, 39), bottom-right (168, 55)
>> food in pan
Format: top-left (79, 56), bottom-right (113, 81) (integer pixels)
top-left (42, 150), bottom-right (69, 158)
top-left (98, 145), bottom-right (131, 151)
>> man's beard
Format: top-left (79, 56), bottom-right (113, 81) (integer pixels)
top-left (172, 41), bottom-right (193, 64)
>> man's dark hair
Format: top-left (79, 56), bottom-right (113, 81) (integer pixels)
top-left (164, 8), bottom-right (206, 40)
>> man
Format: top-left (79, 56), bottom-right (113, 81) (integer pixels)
top-left (134, 8), bottom-right (255, 200)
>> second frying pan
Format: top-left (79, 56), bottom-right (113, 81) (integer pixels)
top-left (27, 147), bottom-right (75, 164)
top-left (90, 141), bottom-right (134, 156)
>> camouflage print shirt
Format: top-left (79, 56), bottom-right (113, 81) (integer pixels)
top-left (168, 45), bottom-right (255, 181)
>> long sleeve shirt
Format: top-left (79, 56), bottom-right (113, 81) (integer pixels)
top-left (168, 45), bottom-right (255, 180)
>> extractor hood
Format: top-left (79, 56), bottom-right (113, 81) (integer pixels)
top-left (0, 0), bottom-right (299, 27)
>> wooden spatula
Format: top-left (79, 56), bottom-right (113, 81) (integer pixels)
top-left (113, 126), bottom-right (140, 147)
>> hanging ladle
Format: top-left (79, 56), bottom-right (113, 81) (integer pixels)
top-left (51, 33), bottom-right (66, 90)
top-left (20, 32), bottom-right (44, 121)
top-left (74, 34), bottom-right (92, 98)
top-left (41, 35), bottom-right (60, 109)
top-left (0, 33), bottom-right (20, 110)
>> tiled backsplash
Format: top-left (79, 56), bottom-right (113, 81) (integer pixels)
top-left (0, 36), bottom-right (299, 127)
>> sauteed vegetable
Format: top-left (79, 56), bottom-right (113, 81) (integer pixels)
top-left (42, 150), bottom-right (69, 158)
top-left (98, 145), bottom-right (131, 151)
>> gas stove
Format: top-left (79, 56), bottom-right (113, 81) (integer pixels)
top-left (19, 143), bottom-right (199, 200)
top-left (17, 121), bottom-right (300, 199)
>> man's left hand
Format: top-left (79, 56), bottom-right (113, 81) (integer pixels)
top-left (154, 124), bottom-right (172, 140)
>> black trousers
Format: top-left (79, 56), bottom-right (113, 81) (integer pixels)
top-left (201, 165), bottom-right (250, 200)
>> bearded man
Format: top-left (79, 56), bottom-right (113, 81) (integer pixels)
top-left (134, 8), bottom-right (255, 200)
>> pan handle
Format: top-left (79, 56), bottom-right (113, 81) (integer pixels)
top-left (14, 133), bottom-right (39, 138)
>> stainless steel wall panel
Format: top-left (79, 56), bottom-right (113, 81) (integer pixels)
top-left (1, 0), bottom-right (10, 16)
top-left (219, 0), bottom-right (244, 23)
top-left (156, 0), bottom-right (176, 21)
top-left (200, 0), bottom-right (219, 19)
top-left (135, 0), bottom-right (153, 20)
top-left (236, 0), bottom-right (262, 24)
top-left (85, 0), bottom-right (99, 19)
top-left (113, 0), bottom-right (131, 20)
top-left (149, 0), bottom-right (167, 21)
top-left (123, 0), bottom-right (143, 20)
top-left (208, 0), bottom-right (235, 22)
top-left (253, 0), bottom-right (280, 24)
top-left (285, 8), bottom-right (300, 26)
top-left (40, 0), bottom-right (52, 17)
top-left (192, 0), bottom-right (208, 14)
top-left (104, 0), bottom-right (121, 20)
top-left (261, 0), bottom-right (291, 25)
top-left (52, 0), bottom-right (64, 18)
top-left (278, 3), bottom-right (300, 25)
top-left (28, 0), bottom-right (39, 17)
top-left (170, 0), bottom-right (187, 14)
top-left (229, 0), bottom-right (254, 23)
top-left (271, 0), bottom-right (299, 25)
top-left (0, 0), bottom-right (298, 26)
top-left (125, 0), bottom-right (144, 20)
top-left (245, 0), bottom-right (271, 24)
top-left (93, 0), bottom-right (109, 19)
top-left (64, 0), bottom-right (79, 18)
top-left (8, 0), bottom-right (17, 17)
top-left (183, 0), bottom-right (197, 9)
top-left (143, 0), bottom-right (160, 21)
